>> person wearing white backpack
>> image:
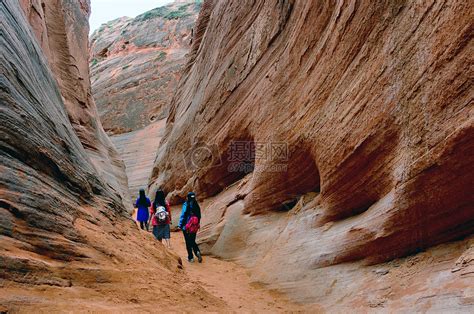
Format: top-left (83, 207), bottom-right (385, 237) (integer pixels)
top-left (149, 189), bottom-right (172, 248)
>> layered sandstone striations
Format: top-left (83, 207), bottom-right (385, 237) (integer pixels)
top-left (2, 0), bottom-right (128, 269)
top-left (0, 1), bottom-right (223, 311)
top-left (18, 0), bottom-right (131, 208)
top-left (89, 0), bottom-right (200, 134)
top-left (150, 0), bottom-right (474, 310)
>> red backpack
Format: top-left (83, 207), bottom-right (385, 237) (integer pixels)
top-left (185, 215), bottom-right (200, 234)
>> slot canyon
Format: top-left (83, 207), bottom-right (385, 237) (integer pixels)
top-left (1, 0), bottom-right (473, 312)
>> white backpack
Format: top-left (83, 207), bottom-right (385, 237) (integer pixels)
top-left (155, 206), bottom-right (168, 223)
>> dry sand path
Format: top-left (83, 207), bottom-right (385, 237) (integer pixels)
top-left (168, 229), bottom-right (317, 313)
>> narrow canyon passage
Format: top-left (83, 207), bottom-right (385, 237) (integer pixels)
top-left (125, 208), bottom-right (311, 311)
top-left (2, 0), bottom-right (472, 311)
top-left (110, 120), bottom-right (166, 200)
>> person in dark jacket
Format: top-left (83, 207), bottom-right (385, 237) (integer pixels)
top-left (149, 189), bottom-right (172, 248)
top-left (134, 189), bottom-right (151, 230)
top-left (178, 192), bottom-right (202, 263)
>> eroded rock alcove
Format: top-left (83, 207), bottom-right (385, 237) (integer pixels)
top-left (149, 0), bottom-right (474, 310)
top-left (1, 0), bottom-right (473, 312)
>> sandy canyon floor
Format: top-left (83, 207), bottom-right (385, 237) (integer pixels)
top-left (0, 218), bottom-right (314, 313)
top-left (1, 208), bottom-right (472, 313)
top-left (169, 229), bottom-right (314, 313)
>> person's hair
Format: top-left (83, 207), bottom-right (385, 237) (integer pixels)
top-left (137, 189), bottom-right (149, 207)
top-left (153, 189), bottom-right (166, 210)
top-left (186, 193), bottom-right (200, 215)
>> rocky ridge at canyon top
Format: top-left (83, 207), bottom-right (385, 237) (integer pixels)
top-left (89, 0), bottom-right (201, 134)
top-left (1, 0), bottom-right (474, 312)
top-left (89, 0), bottom-right (201, 199)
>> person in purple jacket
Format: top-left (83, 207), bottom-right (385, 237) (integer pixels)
top-left (134, 189), bottom-right (151, 230)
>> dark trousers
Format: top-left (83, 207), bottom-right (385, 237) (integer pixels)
top-left (139, 221), bottom-right (148, 230)
top-left (183, 231), bottom-right (200, 260)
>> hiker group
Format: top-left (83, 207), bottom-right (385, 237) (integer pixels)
top-left (134, 189), bottom-right (203, 263)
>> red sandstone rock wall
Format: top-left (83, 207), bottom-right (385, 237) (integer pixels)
top-left (0, 2), bottom-right (232, 310)
top-left (89, 1), bottom-right (200, 134)
top-left (19, 0), bottom-right (131, 210)
top-left (150, 0), bottom-right (474, 309)
top-left (1, 0), bottom-right (131, 282)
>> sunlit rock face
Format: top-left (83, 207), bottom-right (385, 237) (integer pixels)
top-left (150, 0), bottom-right (474, 310)
top-left (1, 0), bottom-right (130, 282)
top-left (89, 0), bottom-right (200, 134)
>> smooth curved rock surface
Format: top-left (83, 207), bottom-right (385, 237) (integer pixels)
top-left (89, 0), bottom-right (200, 134)
top-left (111, 120), bottom-right (166, 200)
top-left (197, 183), bottom-right (474, 311)
top-left (1, 0), bottom-right (125, 265)
top-left (1, 1), bottom-right (223, 311)
top-left (150, 0), bottom-right (474, 310)
top-left (18, 0), bottom-right (132, 210)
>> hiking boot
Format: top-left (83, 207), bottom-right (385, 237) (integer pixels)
top-left (188, 258), bottom-right (194, 263)
top-left (196, 251), bottom-right (203, 263)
